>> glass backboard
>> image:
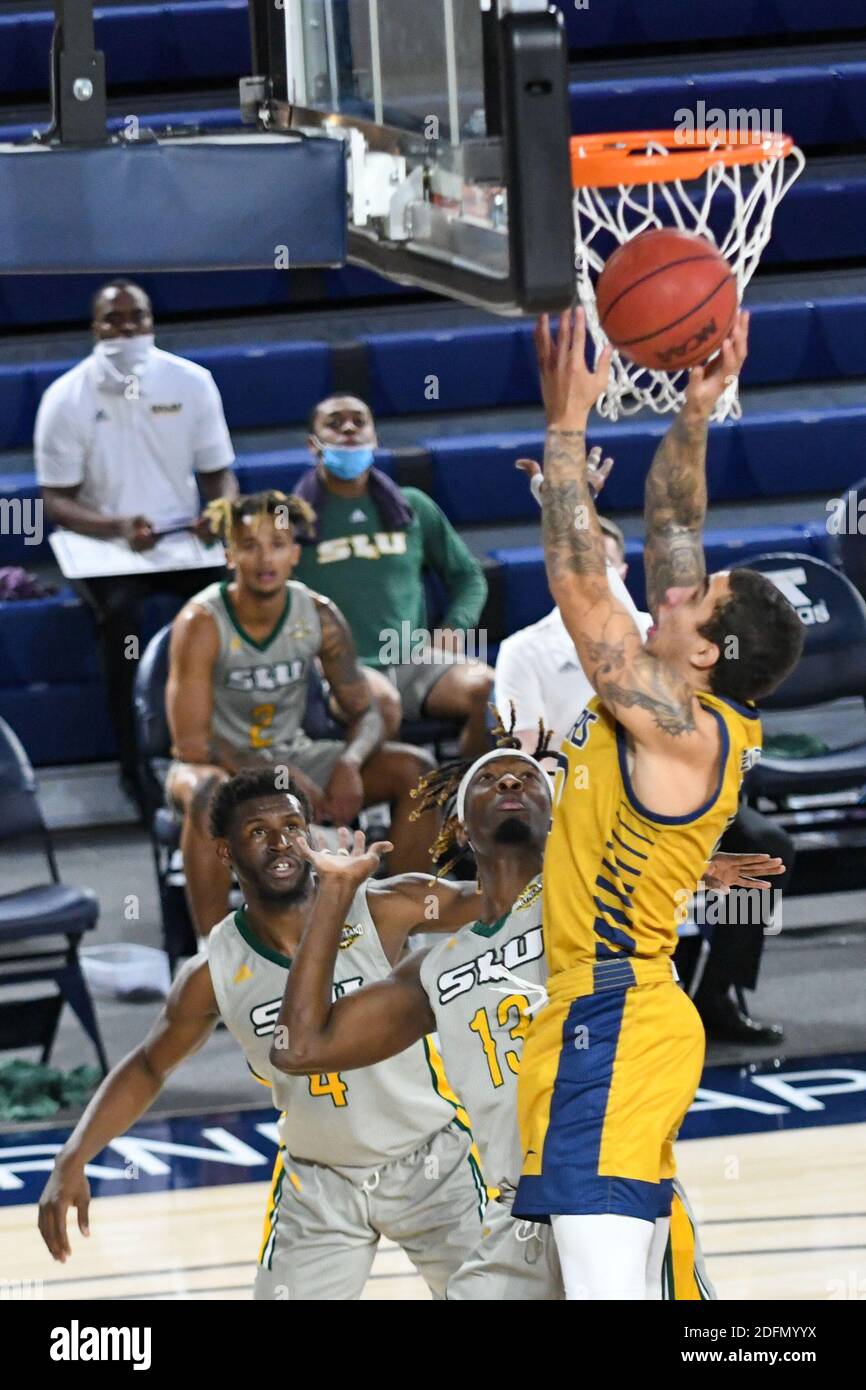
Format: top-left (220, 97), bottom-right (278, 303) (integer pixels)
top-left (267, 0), bottom-right (576, 314)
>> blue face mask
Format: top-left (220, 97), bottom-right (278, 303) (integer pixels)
top-left (319, 443), bottom-right (375, 480)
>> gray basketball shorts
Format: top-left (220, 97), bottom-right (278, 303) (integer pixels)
top-left (278, 734), bottom-right (347, 787)
top-left (446, 1198), bottom-right (565, 1302)
top-left (253, 1120), bottom-right (485, 1301)
top-left (165, 736), bottom-right (346, 807)
top-left (377, 649), bottom-right (487, 722)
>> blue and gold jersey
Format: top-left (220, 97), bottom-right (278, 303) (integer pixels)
top-left (543, 692), bottom-right (762, 975)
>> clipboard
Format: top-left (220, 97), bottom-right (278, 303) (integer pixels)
top-left (49, 528), bottom-right (225, 580)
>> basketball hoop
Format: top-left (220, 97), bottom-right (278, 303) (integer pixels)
top-left (571, 130), bottom-right (806, 422)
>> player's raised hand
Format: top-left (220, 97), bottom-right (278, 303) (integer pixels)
top-left (38, 1164), bottom-right (91, 1262)
top-left (517, 445), bottom-right (614, 501)
top-left (536, 308), bottom-right (613, 430)
top-left (515, 456), bottom-right (542, 484)
top-left (702, 850), bottom-right (785, 894)
top-left (685, 309), bottom-right (750, 417)
top-left (293, 827), bottom-right (393, 888)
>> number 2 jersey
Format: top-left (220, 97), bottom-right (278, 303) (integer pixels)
top-left (544, 692), bottom-right (762, 975)
top-left (419, 876), bottom-right (546, 1201)
top-left (207, 887), bottom-right (465, 1172)
top-left (190, 578), bottom-right (322, 755)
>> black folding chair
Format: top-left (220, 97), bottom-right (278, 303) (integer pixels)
top-left (0, 716), bottom-right (107, 1074)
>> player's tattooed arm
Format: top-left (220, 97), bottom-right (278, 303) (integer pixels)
top-left (535, 310), bottom-right (697, 740)
top-left (582, 629), bottom-right (697, 737)
top-left (541, 431), bottom-right (610, 584)
top-left (269, 834), bottom-right (435, 1075)
top-left (314, 595), bottom-right (384, 767)
top-left (644, 311), bottom-right (751, 618)
top-left (642, 410), bottom-right (709, 620)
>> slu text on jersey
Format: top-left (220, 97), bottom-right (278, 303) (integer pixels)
top-left (50, 1321), bottom-right (152, 1370)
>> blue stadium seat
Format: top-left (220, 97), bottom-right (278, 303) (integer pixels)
top-left (0, 474), bottom-right (51, 564)
top-left (3, 285), bottom-right (866, 453)
top-left (827, 478), bottom-right (866, 602)
top-left (0, 714), bottom-right (107, 1071)
top-left (0, 1), bottom-right (250, 95)
top-left (569, 55), bottom-right (866, 147)
top-left (0, 106), bottom-right (242, 146)
top-left (427, 401), bottom-right (866, 526)
top-left (0, 590), bottom-right (99, 685)
top-left (0, 264), bottom-right (408, 332)
top-left (557, 0), bottom-right (866, 49)
top-left (489, 525), bottom-right (827, 631)
top-left (734, 554), bottom-right (866, 799)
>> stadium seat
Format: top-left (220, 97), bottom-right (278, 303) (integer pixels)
top-left (735, 554), bottom-right (866, 800)
top-left (0, 1), bottom-right (250, 96)
top-left (3, 276), bottom-right (866, 455)
top-left (569, 51), bottom-right (866, 148)
top-left (828, 477), bottom-right (866, 602)
top-left (0, 715), bottom-right (107, 1073)
top-left (557, 0), bottom-right (866, 49)
top-left (488, 525), bottom-right (827, 628)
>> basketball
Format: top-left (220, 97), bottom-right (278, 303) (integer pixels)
top-left (596, 228), bottom-right (739, 371)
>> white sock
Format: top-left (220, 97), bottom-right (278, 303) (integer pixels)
top-left (645, 1215), bottom-right (671, 1300)
top-left (551, 1213), bottom-right (654, 1300)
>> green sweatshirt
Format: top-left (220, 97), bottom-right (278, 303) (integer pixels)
top-left (293, 486), bottom-right (488, 668)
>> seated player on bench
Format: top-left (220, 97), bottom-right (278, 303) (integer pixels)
top-left (164, 490), bottom-right (437, 939)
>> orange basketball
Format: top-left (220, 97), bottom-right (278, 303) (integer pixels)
top-left (596, 228), bottom-right (738, 371)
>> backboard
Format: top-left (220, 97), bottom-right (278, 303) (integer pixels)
top-left (251, 0), bottom-right (576, 315)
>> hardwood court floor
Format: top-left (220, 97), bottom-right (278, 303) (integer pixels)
top-left (3, 1122), bottom-right (863, 1301)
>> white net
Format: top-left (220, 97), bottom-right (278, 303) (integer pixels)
top-left (572, 137), bottom-right (806, 422)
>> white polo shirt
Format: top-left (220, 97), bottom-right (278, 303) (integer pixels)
top-left (34, 346), bottom-right (235, 532)
top-left (494, 565), bottom-right (653, 750)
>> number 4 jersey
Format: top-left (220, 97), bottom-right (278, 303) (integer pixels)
top-left (207, 888), bottom-right (463, 1171)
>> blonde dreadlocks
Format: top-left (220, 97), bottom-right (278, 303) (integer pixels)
top-left (205, 490), bottom-right (317, 546)
top-left (408, 703), bottom-right (554, 877)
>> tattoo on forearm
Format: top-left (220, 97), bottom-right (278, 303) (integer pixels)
top-left (541, 428), bottom-right (607, 583)
top-left (541, 424), bottom-right (697, 739)
top-left (644, 412), bottom-right (709, 616)
top-left (317, 600), bottom-right (364, 689)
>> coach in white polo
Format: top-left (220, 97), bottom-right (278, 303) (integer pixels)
top-left (35, 279), bottom-right (237, 804)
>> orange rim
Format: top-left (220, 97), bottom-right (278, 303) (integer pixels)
top-left (571, 130), bottom-right (795, 189)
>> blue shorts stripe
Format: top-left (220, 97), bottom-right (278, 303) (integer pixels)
top-left (514, 990), bottom-right (675, 1224)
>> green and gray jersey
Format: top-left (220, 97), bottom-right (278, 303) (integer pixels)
top-left (420, 876), bottom-right (545, 1203)
top-left (207, 885), bottom-right (462, 1171)
top-left (191, 579), bottom-right (321, 755)
top-left (293, 487), bottom-right (487, 669)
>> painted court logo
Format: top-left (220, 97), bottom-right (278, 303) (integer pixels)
top-left (50, 1320), bottom-right (152, 1371)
